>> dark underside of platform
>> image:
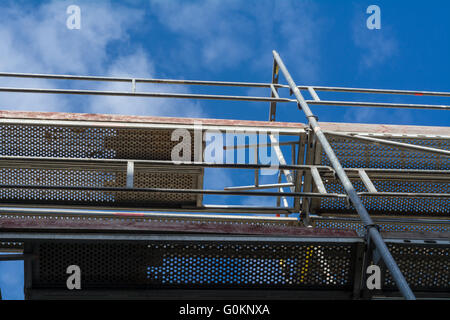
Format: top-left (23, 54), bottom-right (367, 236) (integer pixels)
top-left (0, 111), bottom-right (448, 300)
top-left (0, 219), bottom-right (448, 300)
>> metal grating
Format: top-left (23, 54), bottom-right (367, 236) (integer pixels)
top-left (311, 218), bottom-right (450, 236)
top-left (314, 136), bottom-right (450, 217)
top-left (321, 136), bottom-right (450, 170)
top-left (382, 243), bottom-right (449, 292)
top-left (316, 179), bottom-right (449, 216)
top-left (0, 166), bottom-right (200, 207)
top-left (0, 123), bottom-right (203, 207)
top-left (32, 240), bottom-right (357, 290)
top-left (0, 213), bottom-right (299, 228)
top-left (0, 58), bottom-right (448, 300)
top-left (0, 124), bottom-right (195, 160)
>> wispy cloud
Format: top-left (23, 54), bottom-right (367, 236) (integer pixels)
top-left (149, 0), bottom-right (325, 82)
top-left (0, 0), bottom-right (202, 117)
top-left (88, 50), bottom-right (203, 117)
top-left (0, 1), bottom-right (141, 74)
top-left (352, 8), bottom-right (398, 69)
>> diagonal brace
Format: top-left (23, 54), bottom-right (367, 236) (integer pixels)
top-left (273, 50), bottom-right (416, 300)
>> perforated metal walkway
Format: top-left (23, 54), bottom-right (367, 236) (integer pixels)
top-left (1, 222), bottom-right (448, 299)
top-left (0, 111), bottom-right (448, 299)
top-left (0, 55), bottom-right (449, 299)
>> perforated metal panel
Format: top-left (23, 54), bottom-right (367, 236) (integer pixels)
top-left (311, 218), bottom-right (450, 236)
top-left (382, 242), bottom-right (449, 292)
top-left (316, 179), bottom-right (449, 216)
top-left (321, 136), bottom-right (450, 170)
top-left (31, 240), bottom-right (358, 290)
top-left (0, 165), bottom-right (200, 207)
top-left (0, 213), bottom-right (299, 230)
top-left (0, 124), bottom-right (195, 160)
top-left (314, 136), bottom-right (450, 216)
top-left (0, 124), bottom-right (202, 208)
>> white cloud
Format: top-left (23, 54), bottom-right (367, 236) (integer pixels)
top-left (149, 0), bottom-right (324, 81)
top-left (0, 1), bottom-right (141, 74)
top-left (0, 0), bottom-right (203, 117)
top-left (346, 7), bottom-right (401, 123)
top-left (149, 0), bottom-right (252, 70)
top-left (89, 50), bottom-right (203, 117)
top-left (352, 13), bottom-right (398, 69)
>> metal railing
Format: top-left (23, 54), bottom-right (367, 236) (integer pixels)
top-left (0, 54), bottom-right (449, 299)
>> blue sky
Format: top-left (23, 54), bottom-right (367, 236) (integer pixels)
top-left (0, 0), bottom-right (449, 299)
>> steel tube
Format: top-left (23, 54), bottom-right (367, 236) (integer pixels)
top-left (310, 167), bottom-right (327, 194)
top-left (224, 182), bottom-right (294, 191)
top-left (358, 170), bottom-right (378, 193)
top-left (4, 86), bottom-right (447, 109)
top-left (0, 156), bottom-right (334, 172)
top-left (269, 134), bottom-right (301, 211)
top-left (0, 205), bottom-right (293, 215)
top-left (223, 141), bottom-right (298, 150)
top-left (2, 72), bottom-right (450, 97)
top-left (325, 131), bottom-right (450, 157)
top-left (273, 50), bottom-right (416, 300)
top-left (0, 206), bottom-right (297, 220)
top-left (0, 71), bottom-right (289, 88)
top-left (302, 85), bottom-right (450, 97)
top-left (0, 87), bottom-right (294, 103)
top-left (306, 100), bottom-right (450, 111)
top-left (0, 184), bottom-right (346, 199)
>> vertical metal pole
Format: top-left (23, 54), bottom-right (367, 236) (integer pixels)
top-left (272, 50), bottom-right (415, 300)
top-left (254, 148), bottom-right (259, 187)
top-left (269, 59), bottom-right (280, 121)
top-left (269, 134), bottom-right (300, 212)
top-left (126, 161), bottom-right (134, 189)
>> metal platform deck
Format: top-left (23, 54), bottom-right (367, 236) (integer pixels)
top-left (0, 224), bottom-right (447, 300)
top-left (0, 51), bottom-right (449, 299)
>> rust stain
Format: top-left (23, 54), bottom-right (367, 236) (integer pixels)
top-left (1, 109), bottom-right (448, 135)
top-left (0, 216), bottom-right (359, 238)
top-left (0, 110), bottom-right (306, 129)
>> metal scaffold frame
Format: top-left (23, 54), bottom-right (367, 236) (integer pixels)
top-left (0, 51), bottom-right (448, 300)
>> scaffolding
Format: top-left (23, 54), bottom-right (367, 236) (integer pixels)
top-left (0, 51), bottom-right (448, 300)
